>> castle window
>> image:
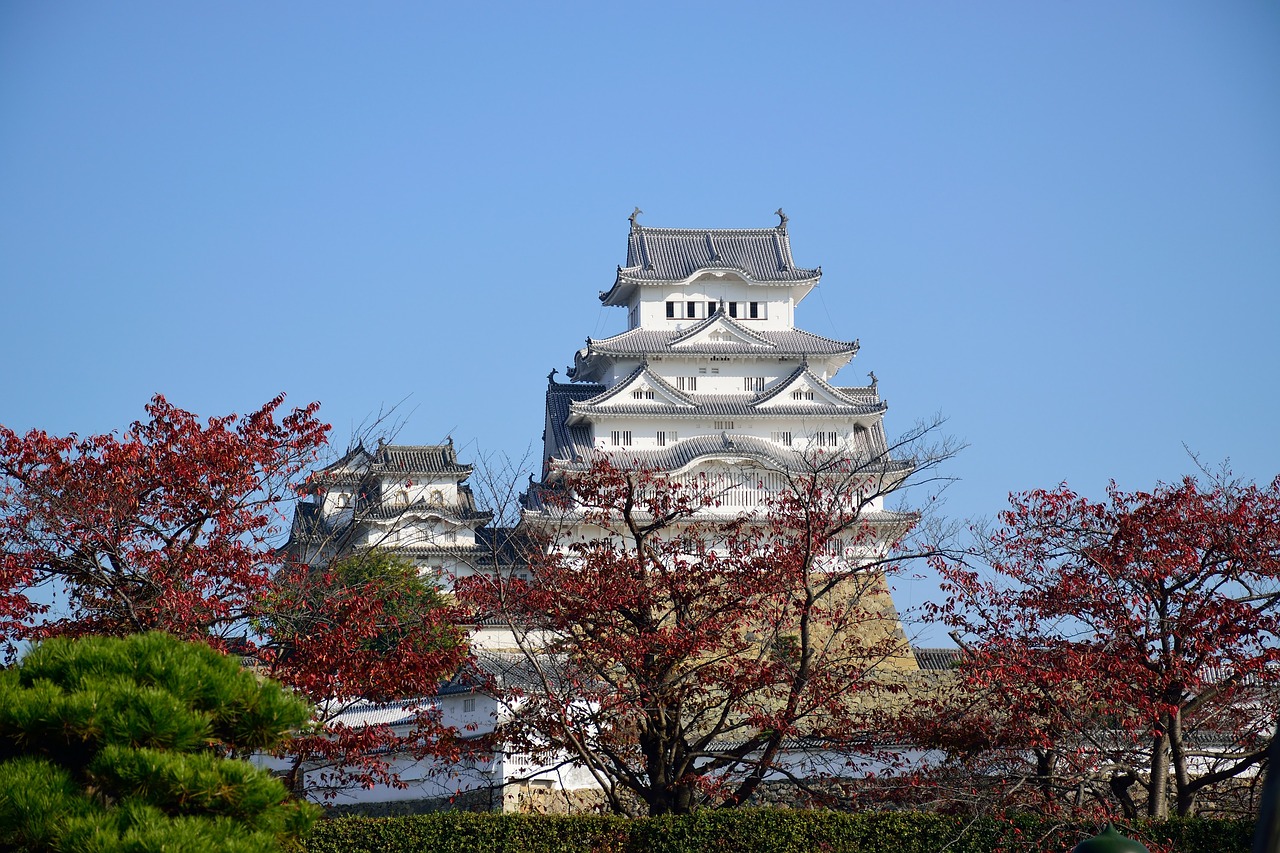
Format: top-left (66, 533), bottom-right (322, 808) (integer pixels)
top-left (791, 389), bottom-right (815, 401)
top-left (610, 430), bottom-right (632, 446)
top-left (463, 697), bottom-right (477, 713)
top-left (707, 301), bottom-right (717, 316)
top-left (744, 377), bottom-right (764, 392)
top-left (749, 301), bottom-right (766, 319)
top-left (714, 421), bottom-right (734, 431)
top-left (631, 388), bottom-right (655, 400)
top-left (335, 493), bottom-right (351, 508)
top-left (728, 302), bottom-right (738, 318)
top-left (771, 431), bottom-right (792, 446)
top-left (676, 376), bottom-right (696, 392)
top-left (813, 431), bottom-right (840, 447)
top-left (666, 301), bottom-right (676, 319)
top-left (656, 430), bottom-right (676, 446)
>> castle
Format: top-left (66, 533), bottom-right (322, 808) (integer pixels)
top-left (284, 212), bottom-right (939, 808)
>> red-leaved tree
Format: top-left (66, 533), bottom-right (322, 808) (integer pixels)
top-left (923, 471), bottom-right (1280, 819)
top-left (0, 398), bottom-right (474, 801)
top-left (259, 550), bottom-right (472, 798)
top-left (459, 420), bottom-right (956, 816)
top-left (0, 394), bottom-right (329, 653)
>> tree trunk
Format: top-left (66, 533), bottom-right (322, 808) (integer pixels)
top-left (1169, 708), bottom-right (1197, 816)
top-left (1147, 728), bottom-right (1171, 818)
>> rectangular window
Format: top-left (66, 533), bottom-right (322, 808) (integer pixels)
top-left (610, 430), bottom-right (632, 446)
top-left (463, 697), bottom-right (477, 713)
top-left (771, 430), bottom-right (793, 446)
top-left (748, 301), bottom-right (766, 319)
top-left (687, 301), bottom-right (698, 319)
top-left (631, 389), bottom-right (654, 400)
top-left (707, 301), bottom-right (717, 316)
top-left (743, 377), bottom-right (764, 392)
top-left (714, 420), bottom-right (734, 430)
top-left (676, 377), bottom-right (696, 392)
top-left (728, 302), bottom-right (738, 318)
top-left (657, 430), bottom-right (677, 447)
top-left (666, 301), bottom-right (676, 319)
top-left (791, 389), bottom-right (815, 401)
top-left (813, 431), bottom-right (840, 447)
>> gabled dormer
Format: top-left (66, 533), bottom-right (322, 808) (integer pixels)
top-left (669, 311), bottom-right (777, 351)
top-left (565, 364), bottom-right (696, 426)
top-left (753, 363), bottom-right (883, 414)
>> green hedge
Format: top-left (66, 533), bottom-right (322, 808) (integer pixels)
top-left (303, 810), bottom-right (1254, 853)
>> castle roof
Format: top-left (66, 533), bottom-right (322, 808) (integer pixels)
top-left (567, 362), bottom-right (885, 421)
top-left (574, 314), bottom-right (858, 365)
top-left (600, 222), bottom-right (820, 304)
top-left (309, 442), bottom-right (472, 488)
top-left (544, 380), bottom-right (603, 462)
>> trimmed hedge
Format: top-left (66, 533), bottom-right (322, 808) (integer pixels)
top-left (303, 810), bottom-right (1254, 853)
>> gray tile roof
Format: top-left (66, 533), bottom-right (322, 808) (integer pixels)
top-left (570, 394), bottom-right (887, 420)
top-left (550, 432), bottom-right (912, 478)
top-left (371, 443), bottom-right (472, 475)
top-left (357, 501), bottom-right (492, 524)
top-left (568, 362), bottom-right (885, 420)
top-left (309, 442), bottom-right (472, 486)
top-left (619, 226), bottom-right (820, 285)
top-left (579, 322), bottom-right (858, 360)
top-left (913, 647), bottom-right (962, 671)
top-left (544, 381), bottom-right (602, 462)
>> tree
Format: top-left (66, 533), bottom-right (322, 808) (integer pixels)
top-left (0, 399), bottom-right (472, 801)
top-left (258, 550), bottom-right (472, 797)
top-left (928, 471), bottom-right (1280, 819)
top-left (0, 632), bottom-right (318, 853)
top-left (0, 394), bottom-right (329, 652)
top-left (458, 421), bottom-right (957, 816)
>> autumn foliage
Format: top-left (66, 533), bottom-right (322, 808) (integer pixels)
top-left (459, 445), bottom-right (943, 816)
top-left (0, 394), bottom-right (329, 650)
top-left (0, 396), bottom-right (472, 800)
top-left (919, 472), bottom-right (1280, 819)
top-left (260, 551), bottom-right (471, 796)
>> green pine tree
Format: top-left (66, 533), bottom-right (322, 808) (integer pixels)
top-left (0, 632), bottom-right (320, 852)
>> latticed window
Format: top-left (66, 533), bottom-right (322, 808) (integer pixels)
top-left (771, 431), bottom-right (792, 447)
top-left (610, 430), bottom-right (632, 446)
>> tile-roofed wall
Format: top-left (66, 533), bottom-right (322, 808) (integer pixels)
top-left (913, 648), bottom-right (962, 671)
top-left (623, 227), bottom-right (820, 283)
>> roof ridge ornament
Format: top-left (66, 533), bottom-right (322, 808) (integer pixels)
top-left (706, 232), bottom-right (721, 262)
top-left (775, 208), bottom-right (788, 231)
top-left (629, 207), bottom-right (643, 230)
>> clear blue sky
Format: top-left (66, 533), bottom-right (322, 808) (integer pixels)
top-left (2, 2), bottom-right (1277, 636)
